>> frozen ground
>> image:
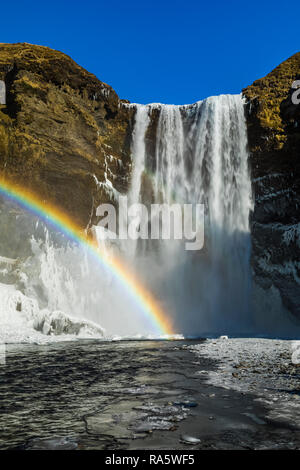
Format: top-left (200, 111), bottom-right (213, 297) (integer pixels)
top-left (189, 338), bottom-right (300, 427)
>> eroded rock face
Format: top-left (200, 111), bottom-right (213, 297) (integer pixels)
top-left (243, 53), bottom-right (300, 319)
top-left (0, 43), bottom-right (135, 227)
top-left (0, 43), bottom-right (299, 320)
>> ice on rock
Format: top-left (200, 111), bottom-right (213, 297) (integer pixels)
top-left (0, 282), bottom-right (104, 343)
top-left (34, 310), bottom-right (105, 337)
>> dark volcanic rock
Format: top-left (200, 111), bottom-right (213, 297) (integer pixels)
top-left (243, 53), bottom-right (300, 319)
top-left (0, 43), bottom-right (299, 320)
top-left (0, 43), bottom-right (135, 227)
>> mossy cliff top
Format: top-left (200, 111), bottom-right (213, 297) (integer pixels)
top-left (0, 43), bottom-right (134, 227)
top-left (243, 52), bottom-right (300, 151)
top-left (0, 42), bottom-right (118, 104)
top-left (243, 52), bottom-right (300, 177)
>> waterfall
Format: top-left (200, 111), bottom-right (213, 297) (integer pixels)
top-left (128, 105), bottom-right (150, 206)
top-left (1, 94), bottom-right (298, 340)
top-left (126, 95), bottom-right (253, 336)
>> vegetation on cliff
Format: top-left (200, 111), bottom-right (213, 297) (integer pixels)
top-left (0, 43), bottom-right (134, 226)
top-left (243, 53), bottom-right (300, 318)
top-left (243, 52), bottom-right (300, 167)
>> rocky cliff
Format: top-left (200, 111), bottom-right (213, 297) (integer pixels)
top-left (0, 43), bottom-right (134, 227)
top-left (0, 43), bottom-right (299, 320)
top-left (243, 53), bottom-right (300, 318)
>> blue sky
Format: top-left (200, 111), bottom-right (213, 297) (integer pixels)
top-left (1, 1), bottom-right (299, 104)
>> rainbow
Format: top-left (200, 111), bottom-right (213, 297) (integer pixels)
top-left (0, 177), bottom-right (173, 336)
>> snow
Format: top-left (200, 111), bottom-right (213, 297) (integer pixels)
top-left (0, 282), bottom-right (105, 344)
top-left (252, 221), bottom-right (300, 247)
top-left (190, 338), bottom-right (300, 427)
top-left (257, 188), bottom-right (295, 203)
top-left (252, 173), bottom-right (284, 184)
top-left (282, 223), bottom-right (300, 247)
top-left (93, 173), bottom-right (120, 201)
top-left (257, 257), bottom-right (300, 284)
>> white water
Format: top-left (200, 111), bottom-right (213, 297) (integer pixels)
top-left (126, 95), bottom-right (253, 336)
top-left (0, 94), bottom-right (299, 341)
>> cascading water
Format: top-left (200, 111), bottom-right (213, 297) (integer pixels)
top-left (126, 95), bottom-right (254, 336)
top-left (1, 93), bottom-right (297, 341)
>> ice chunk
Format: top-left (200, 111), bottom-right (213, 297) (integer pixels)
top-left (180, 434), bottom-right (201, 445)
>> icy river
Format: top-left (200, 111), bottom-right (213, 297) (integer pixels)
top-left (0, 338), bottom-right (299, 450)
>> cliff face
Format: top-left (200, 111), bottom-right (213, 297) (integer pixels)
top-left (0, 43), bottom-right (134, 227)
top-left (243, 53), bottom-right (300, 318)
top-left (0, 43), bottom-right (299, 319)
